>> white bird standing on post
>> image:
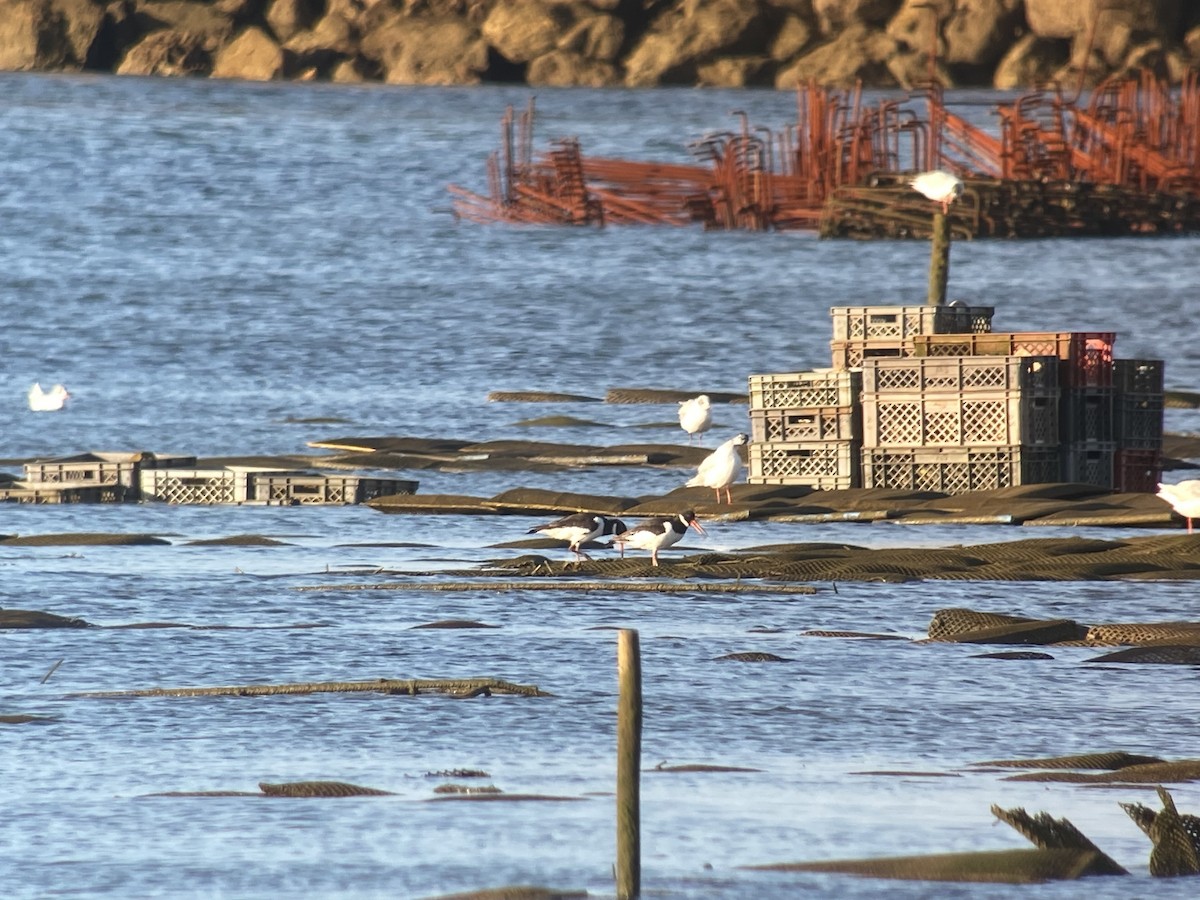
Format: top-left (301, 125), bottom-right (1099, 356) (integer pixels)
top-left (1157, 481), bottom-right (1200, 534)
top-left (687, 433), bottom-right (748, 504)
top-left (678, 394), bottom-right (712, 443)
top-left (28, 382), bottom-right (70, 411)
top-left (910, 170), bottom-right (964, 214)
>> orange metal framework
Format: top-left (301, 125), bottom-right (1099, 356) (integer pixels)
top-left (447, 69), bottom-right (1200, 232)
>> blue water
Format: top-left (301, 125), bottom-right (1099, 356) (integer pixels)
top-left (2, 72), bottom-right (1200, 899)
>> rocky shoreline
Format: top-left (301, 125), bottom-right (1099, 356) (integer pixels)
top-left (5, 0), bottom-right (1200, 90)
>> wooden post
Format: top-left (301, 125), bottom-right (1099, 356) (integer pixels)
top-left (616, 629), bottom-right (642, 899)
top-left (927, 212), bottom-right (951, 306)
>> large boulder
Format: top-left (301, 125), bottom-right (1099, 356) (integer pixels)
top-left (696, 54), bottom-right (771, 86)
top-left (360, 12), bottom-right (488, 84)
top-left (265, 0), bottom-right (323, 43)
top-left (53, 0), bottom-right (106, 65)
top-left (814, 0), bottom-right (901, 36)
top-left (993, 32), bottom-right (1069, 89)
top-left (769, 12), bottom-right (813, 61)
top-left (1025, 0), bottom-right (1181, 41)
top-left (623, 0), bottom-right (770, 86)
top-left (527, 48), bottom-right (619, 85)
top-left (129, 0), bottom-right (239, 43)
top-left (944, 0), bottom-right (1023, 68)
top-left (776, 23), bottom-right (898, 87)
top-left (211, 24), bottom-right (284, 79)
top-left (0, 0), bottom-right (98, 70)
top-left (887, 0), bottom-right (1022, 70)
top-left (557, 11), bottom-right (624, 62)
top-left (115, 28), bottom-right (212, 75)
top-left (481, 0), bottom-right (572, 64)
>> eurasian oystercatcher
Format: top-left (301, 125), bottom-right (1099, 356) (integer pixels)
top-left (909, 170), bottom-right (964, 214)
top-left (527, 512), bottom-right (627, 561)
top-left (613, 510), bottom-right (705, 566)
top-left (1157, 481), bottom-right (1200, 534)
top-left (687, 433), bottom-right (748, 504)
top-left (27, 382), bottom-right (70, 412)
top-left (678, 394), bottom-right (712, 443)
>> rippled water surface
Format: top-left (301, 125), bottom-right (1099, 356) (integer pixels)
top-left (2, 73), bottom-right (1200, 899)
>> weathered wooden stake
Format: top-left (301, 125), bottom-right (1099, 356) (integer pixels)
top-left (616, 629), bottom-right (642, 899)
top-left (927, 212), bottom-right (951, 306)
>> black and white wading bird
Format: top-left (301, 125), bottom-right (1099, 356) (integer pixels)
top-left (909, 170), bottom-right (964, 214)
top-left (686, 432), bottom-right (748, 504)
top-left (678, 394), bottom-right (712, 443)
top-left (613, 510), bottom-right (705, 567)
top-left (527, 512), bottom-right (627, 562)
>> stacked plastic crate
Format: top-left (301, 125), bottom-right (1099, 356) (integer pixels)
top-left (747, 305), bottom-right (993, 488)
top-left (911, 331), bottom-right (1118, 488)
top-left (1112, 359), bottom-right (1166, 492)
top-left (746, 368), bottom-right (863, 488)
top-left (859, 354), bottom-right (1061, 491)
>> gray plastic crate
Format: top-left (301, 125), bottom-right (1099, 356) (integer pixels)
top-left (830, 304), bottom-right (994, 341)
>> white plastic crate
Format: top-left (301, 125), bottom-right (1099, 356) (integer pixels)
top-left (748, 369), bottom-right (861, 410)
top-left (830, 304), bottom-right (994, 341)
top-left (862, 355), bottom-right (1058, 394)
top-left (862, 392), bottom-right (1059, 448)
top-left (747, 440), bottom-right (859, 489)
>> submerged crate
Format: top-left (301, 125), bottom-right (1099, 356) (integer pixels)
top-left (749, 406), bottom-right (860, 443)
top-left (862, 355), bottom-right (1058, 394)
top-left (861, 445), bottom-right (1060, 492)
top-left (829, 304), bottom-right (994, 341)
top-left (748, 369), bottom-right (861, 410)
top-left (142, 468), bottom-right (247, 504)
top-left (1114, 449), bottom-right (1163, 493)
top-left (863, 392), bottom-right (1059, 447)
top-left (747, 440), bottom-right (859, 489)
top-left (253, 474), bottom-right (416, 505)
top-left (1060, 389), bottom-right (1115, 444)
top-left (1114, 358), bottom-right (1165, 395)
top-left (0, 484), bottom-right (128, 504)
top-left (23, 452), bottom-right (197, 490)
top-left (911, 332), bottom-right (1115, 387)
top-left (1062, 443), bottom-right (1115, 488)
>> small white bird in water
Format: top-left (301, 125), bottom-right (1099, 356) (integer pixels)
top-left (910, 170), bottom-right (964, 214)
top-left (28, 382), bottom-right (70, 411)
top-left (678, 394), bottom-right (712, 443)
top-left (687, 433), bottom-right (748, 504)
top-left (1157, 480), bottom-right (1200, 534)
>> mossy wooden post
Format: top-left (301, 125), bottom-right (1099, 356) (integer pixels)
top-left (616, 629), bottom-right (642, 899)
top-left (927, 212), bottom-right (951, 306)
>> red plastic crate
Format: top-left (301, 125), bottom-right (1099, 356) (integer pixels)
top-left (1114, 449), bottom-right (1162, 493)
top-left (912, 332), bottom-right (1115, 388)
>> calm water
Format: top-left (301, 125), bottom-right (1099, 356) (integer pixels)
top-left (2, 73), bottom-right (1200, 899)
